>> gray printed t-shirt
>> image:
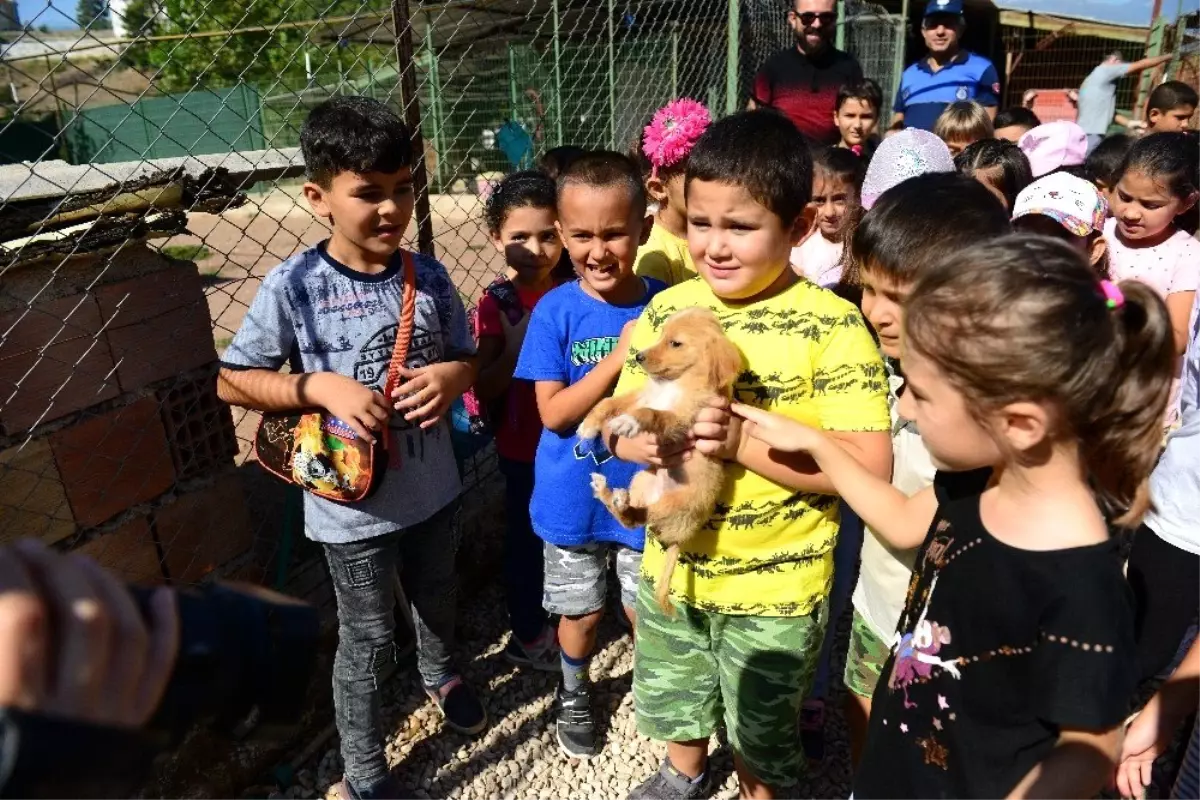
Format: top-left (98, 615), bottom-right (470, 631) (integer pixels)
top-left (1076, 62), bottom-right (1128, 135)
top-left (222, 243), bottom-right (475, 544)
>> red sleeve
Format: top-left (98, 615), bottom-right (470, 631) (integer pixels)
top-left (476, 293), bottom-right (503, 338)
top-left (752, 66), bottom-right (772, 106)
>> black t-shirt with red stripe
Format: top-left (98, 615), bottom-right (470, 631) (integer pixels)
top-left (752, 45), bottom-right (863, 144)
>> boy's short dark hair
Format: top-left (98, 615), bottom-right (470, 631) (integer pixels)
top-left (301, 96), bottom-right (412, 188)
top-left (851, 172), bottom-right (1010, 283)
top-left (1147, 80), bottom-right (1199, 114)
top-left (993, 106), bottom-right (1041, 132)
top-left (836, 79), bottom-right (883, 114)
top-left (1084, 133), bottom-right (1133, 187)
top-left (557, 150), bottom-right (647, 218)
top-left (686, 110), bottom-right (813, 226)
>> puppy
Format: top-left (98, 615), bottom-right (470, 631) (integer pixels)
top-left (577, 307), bottom-right (742, 614)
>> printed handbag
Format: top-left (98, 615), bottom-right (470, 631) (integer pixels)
top-left (253, 251), bottom-right (416, 503)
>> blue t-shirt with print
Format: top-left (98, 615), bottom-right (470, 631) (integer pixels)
top-left (514, 278), bottom-right (665, 550)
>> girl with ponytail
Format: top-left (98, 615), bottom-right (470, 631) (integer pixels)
top-left (728, 235), bottom-right (1175, 798)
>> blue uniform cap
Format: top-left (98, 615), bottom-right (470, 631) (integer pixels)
top-left (924, 0), bottom-right (963, 17)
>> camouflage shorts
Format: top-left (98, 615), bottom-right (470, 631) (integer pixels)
top-left (633, 582), bottom-right (827, 791)
top-left (542, 541), bottom-right (641, 616)
top-left (843, 608), bottom-right (890, 699)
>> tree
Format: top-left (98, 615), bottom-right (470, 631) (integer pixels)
top-left (120, 0), bottom-right (367, 93)
top-left (76, 0), bottom-right (112, 29)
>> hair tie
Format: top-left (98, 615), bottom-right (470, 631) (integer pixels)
top-left (1099, 279), bottom-right (1124, 310)
top-left (643, 98), bottom-right (711, 178)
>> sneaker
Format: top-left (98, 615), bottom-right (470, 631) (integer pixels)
top-left (503, 626), bottom-right (561, 671)
top-left (554, 682), bottom-right (598, 759)
top-left (627, 758), bottom-right (711, 800)
top-left (799, 698), bottom-right (825, 765)
top-left (425, 676), bottom-right (488, 735)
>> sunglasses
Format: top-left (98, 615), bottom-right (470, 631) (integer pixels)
top-left (795, 11), bottom-right (837, 25)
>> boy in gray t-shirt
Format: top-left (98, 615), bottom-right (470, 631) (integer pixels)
top-left (219, 97), bottom-right (483, 799)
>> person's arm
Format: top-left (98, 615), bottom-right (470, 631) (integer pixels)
top-left (732, 404), bottom-right (933, 549)
top-left (534, 320), bottom-right (635, 433)
top-left (1167, 291), bottom-right (1196, 356)
top-left (1124, 53), bottom-right (1173, 76)
top-left (978, 62), bottom-right (1001, 119)
top-left (1006, 727), bottom-right (1123, 799)
top-left (733, 426), bottom-right (892, 495)
top-left (219, 368), bottom-right (392, 442)
top-left (1116, 637), bottom-right (1200, 799)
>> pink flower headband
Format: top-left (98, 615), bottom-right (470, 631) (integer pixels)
top-left (642, 98), bottom-right (711, 178)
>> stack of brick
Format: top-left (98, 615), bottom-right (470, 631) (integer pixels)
top-left (0, 244), bottom-right (254, 585)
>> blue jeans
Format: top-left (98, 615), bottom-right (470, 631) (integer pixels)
top-left (499, 457), bottom-right (547, 642)
top-left (811, 503), bottom-right (863, 701)
top-left (322, 502), bottom-right (461, 789)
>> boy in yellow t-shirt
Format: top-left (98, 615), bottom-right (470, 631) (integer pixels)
top-left (610, 112), bottom-right (891, 799)
top-left (631, 99), bottom-right (711, 287)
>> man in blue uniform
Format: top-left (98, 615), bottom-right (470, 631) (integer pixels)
top-left (890, 0), bottom-right (999, 132)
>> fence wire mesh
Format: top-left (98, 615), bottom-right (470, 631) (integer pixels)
top-left (0, 0), bottom-right (1176, 604)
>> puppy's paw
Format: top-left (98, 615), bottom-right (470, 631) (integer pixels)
top-left (577, 418), bottom-right (601, 440)
top-left (610, 488), bottom-right (630, 511)
top-left (590, 473), bottom-right (609, 498)
top-left (608, 413), bottom-right (641, 438)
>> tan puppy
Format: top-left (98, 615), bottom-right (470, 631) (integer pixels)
top-left (578, 307), bottom-right (742, 614)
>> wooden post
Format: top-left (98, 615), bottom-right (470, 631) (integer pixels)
top-left (391, 0), bottom-right (435, 257)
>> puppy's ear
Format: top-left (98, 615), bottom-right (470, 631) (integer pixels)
top-left (709, 337), bottom-right (743, 390)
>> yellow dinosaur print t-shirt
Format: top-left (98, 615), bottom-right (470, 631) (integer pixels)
top-left (614, 276), bottom-right (890, 616)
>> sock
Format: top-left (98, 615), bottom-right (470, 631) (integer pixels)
top-left (561, 650), bottom-right (589, 692)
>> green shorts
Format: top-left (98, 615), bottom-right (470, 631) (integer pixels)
top-left (843, 608), bottom-right (891, 699)
top-left (633, 582), bottom-right (827, 791)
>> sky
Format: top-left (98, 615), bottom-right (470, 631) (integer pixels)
top-left (12, 0), bottom-right (1179, 32)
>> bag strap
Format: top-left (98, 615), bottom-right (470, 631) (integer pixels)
top-left (382, 250), bottom-right (418, 400)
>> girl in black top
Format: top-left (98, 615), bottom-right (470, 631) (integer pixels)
top-left (732, 235), bottom-right (1176, 798)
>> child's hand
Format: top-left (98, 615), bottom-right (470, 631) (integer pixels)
top-left (610, 429), bottom-right (693, 467)
top-left (731, 402), bottom-right (825, 453)
top-left (500, 311), bottom-right (530, 358)
top-left (1116, 710), bottom-right (1169, 799)
top-left (392, 362), bottom-right (473, 429)
top-left (692, 396), bottom-right (743, 461)
top-left (309, 372), bottom-right (392, 443)
top-left (612, 319), bottom-right (638, 364)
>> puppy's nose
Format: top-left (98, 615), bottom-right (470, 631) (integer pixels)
top-left (635, 350), bottom-right (646, 364)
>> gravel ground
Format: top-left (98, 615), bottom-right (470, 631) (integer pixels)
top-left (265, 580), bottom-right (855, 800)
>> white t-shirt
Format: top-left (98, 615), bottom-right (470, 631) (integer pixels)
top-left (1144, 294), bottom-right (1200, 555)
top-left (1104, 218), bottom-right (1200, 297)
top-left (790, 232), bottom-right (844, 288)
top-left (851, 365), bottom-right (938, 641)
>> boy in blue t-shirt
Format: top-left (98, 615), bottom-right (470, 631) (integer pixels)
top-left (218, 97), bottom-right (483, 800)
top-left (514, 151), bottom-right (664, 760)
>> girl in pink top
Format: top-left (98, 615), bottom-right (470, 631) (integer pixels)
top-left (791, 147), bottom-right (866, 288)
top-left (1105, 132), bottom-right (1199, 357)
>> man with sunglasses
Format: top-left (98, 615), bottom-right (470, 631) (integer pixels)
top-left (750, 0), bottom-right (863, 144)
top-left (890, 0), bottom-right (999, 133)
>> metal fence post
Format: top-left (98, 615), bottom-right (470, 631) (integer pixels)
top-left (671, 22), bottom-right (679, 97)
top-left (424, 14), bottom-right (445, 192)
top-left (889, 0), bottom-right (909, 129)
top-left (392, 0), bottom-right (436, 257)
top-left (608, 0), bottom-right (617, 148)
top-left (835, 0), bottom-right (846, 51)
top-left (552, 0), bottom-right (564, 145)
top-left (725, 0), bottom-right (740, 114)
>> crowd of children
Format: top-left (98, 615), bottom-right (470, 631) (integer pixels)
top-left (219, 82), bottom-right (1200, 800)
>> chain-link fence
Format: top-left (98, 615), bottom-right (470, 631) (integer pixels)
top-left (0, 0), bottom-right (908, 613)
